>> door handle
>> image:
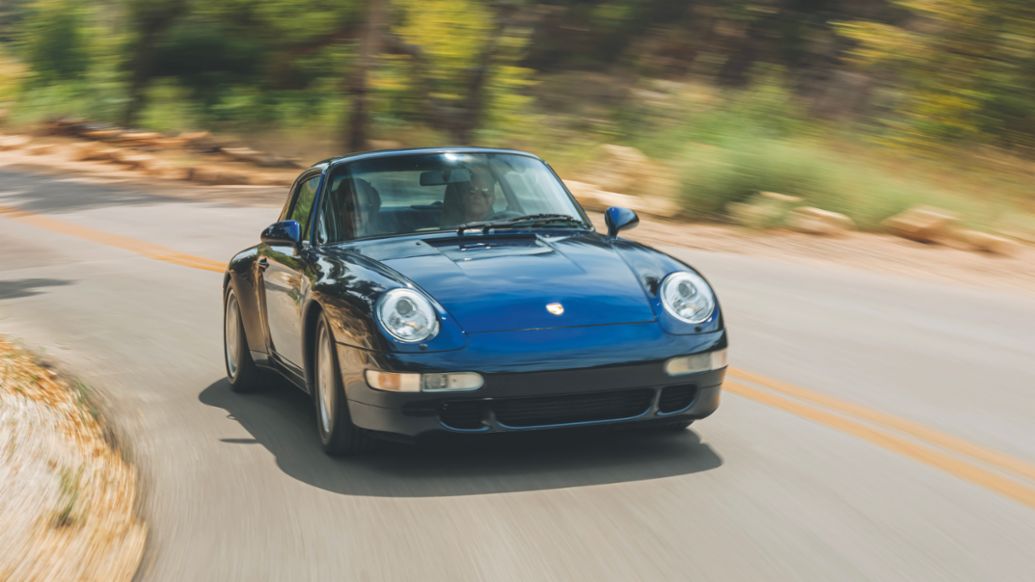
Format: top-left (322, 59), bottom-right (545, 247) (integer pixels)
top-left (258, 257), bottom-right (269, 271)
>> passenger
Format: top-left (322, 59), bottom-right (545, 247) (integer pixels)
top-left (338, 178), bottom-right (383, 238)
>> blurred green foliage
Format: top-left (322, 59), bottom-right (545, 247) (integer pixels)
top-left (675, 135), bottom-right (1014, 229)
top-left (0, 0), bottom-right (1033, 230)
top-left (3, 0), bottom-right (1032, 152)
top-left (22, 0), bottom-right (89, 82)
top-left (838, 0), bottom-right (1035, 150)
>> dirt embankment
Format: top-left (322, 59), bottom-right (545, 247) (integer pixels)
top-left (2, 130), bottom-right (1033, 295)
top-left (0, 338), bottom-right (145, 581)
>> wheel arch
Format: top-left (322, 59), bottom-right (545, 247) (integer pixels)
top-left (301, 299), bottom-right (325, 393)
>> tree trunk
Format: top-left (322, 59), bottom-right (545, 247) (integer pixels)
top-left (121, 1), bottom-right (186, 127)
top-left (345, 0), bottom-right (385, 152)
top-left (122, 49), bottom-right (153, 127)
top-left (452, 6), bottom-right (512, 144)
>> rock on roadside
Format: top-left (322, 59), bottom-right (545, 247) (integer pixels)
top-left (787, 206), bottom-right (856, 236)
top-left (956, 229), bottom-right (1019, 256)
top-left (564, 180), bottom-right (609, 212)
top-left (563, 179), bottom-right (679, 218)
top-left (71, 143), bottom-right (125, 163)
top-left (726, 192), bottom-right (802, 229)
top-left (594, 144), bottom-right (651, 195)
top-left (882, 206), bottom-right (959, 243)
top-left (187, 165), bottom-right (254, 185)
top-left (0, 135), bottom-right (32, 151)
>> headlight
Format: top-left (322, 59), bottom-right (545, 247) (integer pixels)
top-left (659, 271), bottom-right (715, 324)
top-left (377, 288), bottom-right (439, 343)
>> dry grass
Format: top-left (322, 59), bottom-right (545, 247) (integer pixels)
top-left (0, 337), bottom-right (145, 581)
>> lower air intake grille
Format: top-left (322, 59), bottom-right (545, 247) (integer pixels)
top-left (492, 389), bottom-right (653, 427)
top-left (658, 384), bottom-right (696, 413)
top-left (439, 401), bottom-right (484, 430)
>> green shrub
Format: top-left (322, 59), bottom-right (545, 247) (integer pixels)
top-left (675, 136), bottom-right (1019, 230)
top-left (8, 72), bottom-right (126, 125)
top-left (21, 0), bottom-right (90, 83)
top-left (627, 76), bottom-right (806, 161)
top-left (677, 137), bottom-right (827, 220)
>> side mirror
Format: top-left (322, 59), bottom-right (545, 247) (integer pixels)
top-left (261, 220), bottom-right (301, 245)
top-left (605, 207), bottom-right (639, 238)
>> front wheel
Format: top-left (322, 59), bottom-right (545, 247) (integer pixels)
top-left (312, 315), bottom-right (371, 455)
top-left (224, 287), bottom-right (262, 393)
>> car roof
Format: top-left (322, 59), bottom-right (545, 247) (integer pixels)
top-left (312, 146), bottom-right (544, 170)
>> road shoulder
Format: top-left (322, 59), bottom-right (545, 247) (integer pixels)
top-left (0, 336), bottom-right (145, 581)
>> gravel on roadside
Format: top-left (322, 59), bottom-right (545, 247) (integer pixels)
top-left (0, 337), bottom-right (145, 581)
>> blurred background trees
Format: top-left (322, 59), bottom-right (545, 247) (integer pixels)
top-left (2, 0), bottom-right (1032, 154)
top-left (0, 0), bottom-right (1032, 229)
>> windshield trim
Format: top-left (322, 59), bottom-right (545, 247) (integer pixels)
top-left (319, 223), bottom-right (596, 247)
top-left (322, 147), bottom-right (543, 171)
top-left (316, 151), bottom-right (592, 244)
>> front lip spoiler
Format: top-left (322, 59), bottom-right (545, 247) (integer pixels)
top-left (449, 408), bottom-right (653, 434)
top-left (434, 378), bottom-right (719, 433)
top-left (343, 361), bottom-right (726, 437)
top-left (347, 382), bottom-right (724, 437)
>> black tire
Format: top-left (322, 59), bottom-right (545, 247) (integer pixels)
top-left (312, 314), bottom-right (371, 455)
top-left (224, 286), bottom-right (263, 393)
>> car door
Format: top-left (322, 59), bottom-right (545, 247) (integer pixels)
top-left (260, 173), bottom-right (322, 370)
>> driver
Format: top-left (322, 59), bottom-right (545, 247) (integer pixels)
top-left (463, 166), bottom-right (496, 222)
top-left (442, 165), bottom-right (497, 225)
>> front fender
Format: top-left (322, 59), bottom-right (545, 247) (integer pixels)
top-left (225, 246), bottom-right (268, 356)
top-left (312, 251), bottom-right (466, 354)
top-left (611, 240), bottom-right (725, 335)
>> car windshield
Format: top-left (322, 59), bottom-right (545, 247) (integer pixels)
top-left (316, 152), bottom-right (588, 243)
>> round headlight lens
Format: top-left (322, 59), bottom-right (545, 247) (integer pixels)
top-left (377, 288), bottom-right (439, 343)
top-left (660, 271), bottom-right (715, 324)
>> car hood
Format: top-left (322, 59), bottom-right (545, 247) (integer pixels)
top-left (358, 233), bottom-right (656, 333)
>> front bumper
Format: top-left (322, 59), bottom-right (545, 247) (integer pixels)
top-left (339, 342), bottom-right (725, 437)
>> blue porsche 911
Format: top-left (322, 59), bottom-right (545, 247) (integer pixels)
top-left (223, 147), bottom-right (728, 454)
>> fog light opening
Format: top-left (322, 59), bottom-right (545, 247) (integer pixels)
top-left (421, 372), bottom-right (484, 392)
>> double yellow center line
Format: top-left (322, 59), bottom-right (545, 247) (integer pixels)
top-left (727, 368), bottom-right (1035, 509)
top-left (0, 204), bottom-right (225, 272)
top-left (3, 202), bottom-right (1034, 509)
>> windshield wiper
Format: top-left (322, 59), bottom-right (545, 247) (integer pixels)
top-left (456, 220), bottom-right (503, 235)
top-left (456, 214), bottom-right (588, 236)
top-left (501, 213), bottom-right (588, 228)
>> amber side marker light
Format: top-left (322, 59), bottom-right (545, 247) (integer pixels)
top-left (364, 370), bottom-right (484, 392)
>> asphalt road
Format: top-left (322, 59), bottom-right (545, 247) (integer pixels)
top-left (1, 167), bottom-right (1034, 581)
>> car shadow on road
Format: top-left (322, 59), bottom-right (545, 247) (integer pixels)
top-left (199, 378), bottom-right (724, 497)
top-left (0, 278), bottom-right (71, 300)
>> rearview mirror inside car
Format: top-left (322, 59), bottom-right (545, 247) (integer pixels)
top-left (419, 168), bottom-right (473, 186)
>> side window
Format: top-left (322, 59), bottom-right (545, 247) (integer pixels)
top-left (288, 176), bottom-right (321, 238)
